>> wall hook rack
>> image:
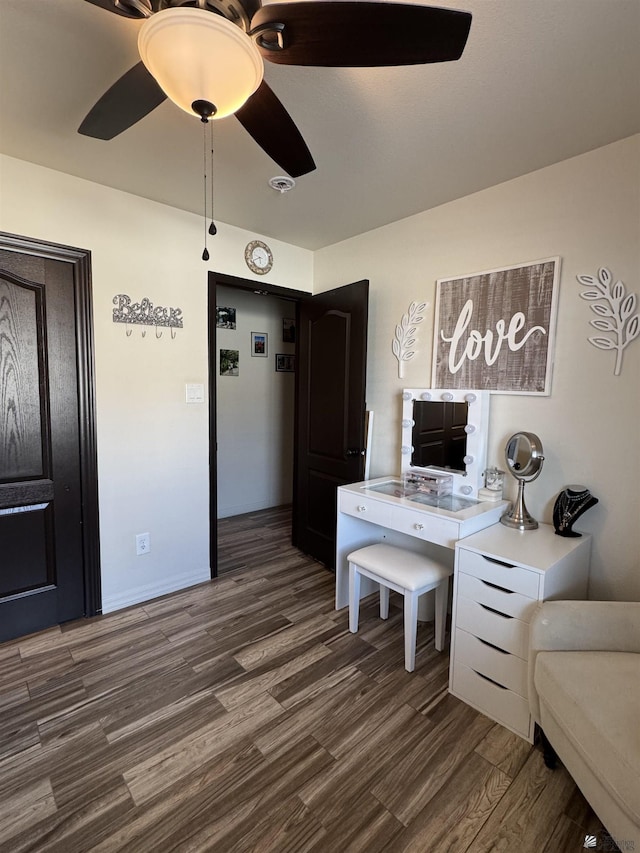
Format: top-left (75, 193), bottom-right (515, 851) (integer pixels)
top-left (113, 294), bottom-right (183, 339)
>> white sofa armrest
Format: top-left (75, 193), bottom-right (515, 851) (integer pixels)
top-left (530, 601), bottom-right (640, 655)
top-left (529, 600), bottom-right (640, 723)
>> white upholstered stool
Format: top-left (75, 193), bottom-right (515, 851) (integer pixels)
top-left (347, 543), bottom-right (452, 672)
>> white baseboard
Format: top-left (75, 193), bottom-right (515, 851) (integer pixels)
top-left (217, 498), bottom-right (287, 519)
top-left (101, 568), bottom-right (211, 614)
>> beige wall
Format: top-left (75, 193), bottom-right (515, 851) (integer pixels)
top-left (1, 136), bottom-right (638, 608)
top-left (315, 135), bottom-right (640, 601)
top-left (0, 154), bottom-right (312, 611)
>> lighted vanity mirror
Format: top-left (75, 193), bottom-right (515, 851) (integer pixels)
top-left (411, 399), bottom-right (469, 472)
top-left (401, 389), bottom-right (490, 497)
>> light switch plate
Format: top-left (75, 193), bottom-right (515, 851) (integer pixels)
top-left (185, 383), bottom-right (205, 404)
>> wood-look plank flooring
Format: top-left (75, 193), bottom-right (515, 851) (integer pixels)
top-left (0, 505), bottom-right (612, 852)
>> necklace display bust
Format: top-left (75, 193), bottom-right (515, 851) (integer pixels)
top-left (553, 484), bottom-right (598, 537)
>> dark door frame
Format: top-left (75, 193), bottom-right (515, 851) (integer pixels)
top-left (0, 231), bottom-right (101, 618)
top-left (207, 270), bottom-right (311, 576)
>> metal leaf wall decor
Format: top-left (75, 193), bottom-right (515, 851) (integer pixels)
top-left (576, 267), bottom-right (638, 375)
top-left (392, 301), bottom-right (427, 379)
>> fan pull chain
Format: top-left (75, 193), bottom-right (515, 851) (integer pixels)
top-left (202, 118), bottom-right (209, 262)
top-left (209, 120), bottom-right (217, 237)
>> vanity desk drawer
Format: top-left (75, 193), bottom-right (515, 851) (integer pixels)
top-left (451, 662), bottom-right (532, 739)
top-left (389, 505), bottom-right (457, 549)
top-left (454, 628), bottom-right (528, 697)
top-left (338, 492), bottom-right (391, 528)
top-left (456, 549), bottom-right (539, 598)
top-left (456, 572), bottom-right (538, 622)
top-left (455, 594), bottom-right (529, 660)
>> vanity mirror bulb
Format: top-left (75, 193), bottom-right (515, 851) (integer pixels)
top-left (420, 392), bottom-right (432, 401)
top-left (463, 455), bottom-right (474, 465)
top-left (464, 393), bottom-right (477, 403)
top-left (401, 445), bottom-right (413, 456)
top-left (441, 392), bottom-right (454, 402)
top-left (402, 391), bottom-right (413, 401)
top-left (464, 424), bottom-right (476, 434)
top-left (401, 419), bottom-right (415, 429)
top-left (460, 485), bottom-right (473, 496)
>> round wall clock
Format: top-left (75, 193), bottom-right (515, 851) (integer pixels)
top-left (244, 240), bottom-right (273, 275)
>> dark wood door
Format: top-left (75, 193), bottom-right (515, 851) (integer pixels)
top-left (293, 280), bottom-right (369, 568)
top-left (0, 242), bottom-right (98, 642)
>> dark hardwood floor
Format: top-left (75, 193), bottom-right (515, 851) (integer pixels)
top-left (0, 505), bottom-right (609, 852)
top-left (216, 506), bottom-right (294, 575)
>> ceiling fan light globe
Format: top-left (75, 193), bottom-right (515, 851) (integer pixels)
top-left (138, 8), bottom-right (264, 120)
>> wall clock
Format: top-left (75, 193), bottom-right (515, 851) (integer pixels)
top-left (244, 240), bottom-right (273, 275)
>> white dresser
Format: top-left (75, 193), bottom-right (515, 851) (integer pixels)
top-left (450, 523), bottom-right (591, 742)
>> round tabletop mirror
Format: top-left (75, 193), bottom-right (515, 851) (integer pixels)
top-left (505, 432), bottom-right (545, 481)
top-left (501, 432), bottom-right (544, 530)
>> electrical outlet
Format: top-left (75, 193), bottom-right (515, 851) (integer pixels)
top-left (136, 532), bottom-right (151, 556)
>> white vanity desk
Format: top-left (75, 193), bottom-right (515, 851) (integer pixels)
top-left (335, 389), bottom-right (591, 743)
top-left (336, 388), bottom-right (506, 611)
top-left (336, 476), bottom-right (591, 742)
top-left (335, 476), bottom-right (508, 610)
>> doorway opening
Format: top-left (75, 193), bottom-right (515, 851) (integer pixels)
top-left (208, 271), bottom-right (307, 576)
top-left (214, 281), bottom-right (299, 575)
top-left (217, 505), bottom-right (294, 575)
top-left (208, 271), bottom-right (369, 577)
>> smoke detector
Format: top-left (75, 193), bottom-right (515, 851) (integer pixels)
top-left (268, 175), bottom-right (296, 194)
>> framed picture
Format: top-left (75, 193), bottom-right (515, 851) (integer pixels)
top-left (216, 306), bottom-right (236, 329)
top-left (219, 349), bottom-right (239, 376)
top-left (251, 332), bottom-right (268, 357)
top-left (275, 353), bottom-right (295, 373)
top-left (282, 318), bottom-right (296, 343)
top-left (431, 257), bottom-right (561, 395)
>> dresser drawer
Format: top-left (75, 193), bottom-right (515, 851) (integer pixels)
top-left (451, 662), bottom-right (532, 740)
top-left (457, 572), bottom-right (538, 621)
top-left (338, 492), bottom-right (391, 527)
top-left (454, 628), bottom-right (528, 697)
top-left (456, 548), bottom-right (539, 598)
top-left (455, 595), bottom-right (529, 659)
top-left (390, 505), bottom-right (457, 548)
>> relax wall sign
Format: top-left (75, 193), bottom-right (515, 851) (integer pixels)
top-left (432, 258), bottom-right (560, 395)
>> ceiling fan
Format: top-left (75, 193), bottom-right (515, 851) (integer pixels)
top-left (79, 0), bottom-right (472, 178)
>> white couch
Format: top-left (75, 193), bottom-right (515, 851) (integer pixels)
top-left (529, 601), bottom-right (640, 850)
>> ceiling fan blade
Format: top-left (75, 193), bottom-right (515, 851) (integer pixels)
top-left (235, 80), bottom-right (316, 178)
top-left (250, 2), bottom-right (472, 67)
top-left (83, 0), bottom-right (152, 19)
top-left (78, 62), bottom-right (167, 140)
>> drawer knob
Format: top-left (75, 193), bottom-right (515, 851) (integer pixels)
top-left (357, 505), bottom-right (367, 512)
top-left (414, 523), bottom-right (424, 530)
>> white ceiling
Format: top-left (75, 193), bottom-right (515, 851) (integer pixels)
top-left (1, 0), bottom-right (638, 250)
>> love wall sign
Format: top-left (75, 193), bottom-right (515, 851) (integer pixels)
top-left (431, 258), bottom-right (561, 395)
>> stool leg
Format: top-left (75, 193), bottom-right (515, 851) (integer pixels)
top-left (404, 590), bottom-right (418, 672)
top-left (349, 563), bottom-right (361, 634)
top-left (380, 584), bottom-right (390, 620)
top-left (434, 577), bottom-right (449, 652)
